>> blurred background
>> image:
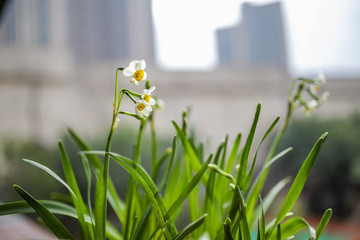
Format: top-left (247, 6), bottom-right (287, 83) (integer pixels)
top-left (0, 0), bottom-right (359, 239)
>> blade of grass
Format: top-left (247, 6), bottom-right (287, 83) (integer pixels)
top-left (203, 142), bottom-right (225, 237)
top-left (22, 158), bottom-right (76, 197)
top-left (158, 135), bottom-right (177, 193)
top-left (315, 208), bottom-right (332, 240)
top-left (152, 148), bottom-right (172, 182)
top-left (80, 153), bottom-right (96, 235)
top-left (236, 186), bottom-right (251, 240)
top-left (150, 154), bottom-right (213, 237)
top-left (225, 133), bottom-right (242, 174)
top-left (243, 116), bottom-right (280, 193)
top-left (68, 128), bottom-right (125, 224)
top-left (173, 214), bottom-right (207, 240)
top-left (246, 147), bottom-right (293, 223)
top-left (267, 217), bottom-right (316, 240)
top-left (129, 216), bottom-right (138, 240)
top-left (224, 218), bottom-right (234, 240)
top-left (0, 199), bottom-right (122, 239)
top-left (236, 103), bottom-right (261, 192)
top-left (220, 135), bottom-right (229, 169)
top-left (13, 185), bottom-right (74, 240)
top-left (166, 154), bottom-right (212, 219)
top-left (249, 177), bottom-right (291, 229)
top-left (276, 224), bottom-right (281, 240)
top-left (108, 153), bottom-right (172, 239)
top-left (172, 120), bottom-right (209, 184)
top-left (259, 197), bottom-right (265, 240)
top-left (58, 140), bottom-right (93, 240)
top-left (273, 133), bottom-right (328, 228)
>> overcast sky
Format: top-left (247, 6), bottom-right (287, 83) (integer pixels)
top-left (152, 0), bottom-right (360, 77)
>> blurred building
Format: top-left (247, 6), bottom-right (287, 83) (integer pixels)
top-left (0, 0), bottom-right (155, 71)
top-left (217, 2), bottom-right (288, 71)
top-left (0, 0), bottom-right (358, 151)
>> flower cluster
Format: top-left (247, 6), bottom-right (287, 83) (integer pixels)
top-left (123, 60), bottom-right (157, 119)
top-left (292, 71), bottom-right (329, 115)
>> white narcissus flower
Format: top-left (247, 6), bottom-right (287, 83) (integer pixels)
top-left (135, 100), bottom-right (152, 118)
top-left (313, 71), bottom-right (326, 91)
top-left (141, 86), bottom-right (156, 106)
top-left (305, 100), bottom-right (318, 115)
top-left (319, 91), bottom-right (330, 104)
top-left (123, 59), bottom-right (147, 85)
top-left (315, 71), bottom-right (326, 86)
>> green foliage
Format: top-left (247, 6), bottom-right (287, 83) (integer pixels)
top-left (0, 67), bottom-right (333, 239)
top-left (272, 113), bottom-right (360, 217)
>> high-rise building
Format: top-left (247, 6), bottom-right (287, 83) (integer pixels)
top-left (67, 0), bottom-right (155, 62)
top-left (0, 0), bottom-right (155, 72)
top-left (217, 2), bottom-right (288, 71)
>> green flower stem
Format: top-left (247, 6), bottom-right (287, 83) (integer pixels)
top-left (124, 91), bottom-right (138, 104)
top-left (114, 67), bottom-right (125, 106)
top-left (134, 120), bottom-right (145, 164)
top-left (117, 89), bottom-right (141, 111)
top-left (124, 120), bottom-right (146, 240)
top-left (266, 78), bottom-right (298, 162)
top-left (208, 164), bottom-right (236, 185)
top-left (150, 114), bottom-right (158, 177)
top-left (98, 108), bottom-right (118, 239)
top-left (118, 111), bottom-right (143, 120)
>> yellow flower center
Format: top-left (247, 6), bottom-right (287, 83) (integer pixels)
top-left (144, 95), bottom-right (151, 103)
top-left (137, 103), bottom-right (146, 111)
top-left (134, 70), bottom-right (144, 81)
top-left (315, 85), bottom-right (321, 91)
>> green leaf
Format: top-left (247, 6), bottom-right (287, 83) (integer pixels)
top-left (158, 135), bottom-right (177, 193)
top-left (166, 154), bottom-right (212, 219)
top-left (316, 208), bottom-right (332, 240)
top-left (22, 158), bottom-right (76, 197)
top-left (243, 116), bottom-right (280, 193)
top-left (268, 217), bottom-right (316, 240)
top-left (173, 214), bottom-right (207, 240)
top-left (236, 187), bottom-right (251, 240)
top-left (80, 154), bottom-right (96, 235)
top-left (58, 140), bottom-right (93, 240)
top-left (172, 120), bottom-right (209, 184)
top-left (108, 153), bottom-right (172, 239)
top-left (220, 134), bottom-right (229, 169)
top-left (225, 133), bottom-right (242, 174)
top-left (203, 142), bottom-right (224, 237)
top-left (246, 147), bottom-right (293, 224)
top-left (259, 197), bottom-right (265, 240)
top-left (13, 185), bottom-right (74, 239)
top-left (129, 216), bottom-right (138, 240)
top-left (68, 128), bottom-right (126, 224)
top-left (152, 148), bottom-right (172, 182)
top-left (0, 200), bottom-right (122, 240)
top-left (249, 177), bottom-right (291, 229)
top-left (236, 103), bottom-right (261, 191)
top-left (0, 200), bottom-right (80, 218)
top-left (224, 218), bottom-right (234, 240)
top-left (274, 133), bottom-right (328, 226)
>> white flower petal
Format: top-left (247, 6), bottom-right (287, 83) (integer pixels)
top-left (148, 86), bottom-right (155, 94)
top-left (134, 60), bottom-right (142, 70)
top-left (128, 60), bottom-right (137, 71)
top-left (139, 59), bottom-right (146, 70)
top-left (123, 68), bottom-right (134, 77)
top-left (142, 71), bottom-right (147, 81)
top-left (315, 71), bottom-right (326, 85)
top-left (142, 108), bottom-right (150, 117)
top-left (148, 98), bottom-right (156, 106)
